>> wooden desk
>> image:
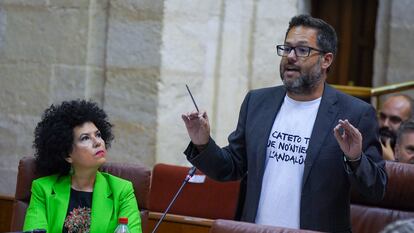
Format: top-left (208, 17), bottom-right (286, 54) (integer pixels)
top-left (147, 212), bottom-right (213, 233)
top-left (0, 196), bottom-right (216, 233)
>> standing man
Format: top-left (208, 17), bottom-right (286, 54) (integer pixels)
top-left (394, 120), bottom-right (414, 164)
top-left (378, 95), bottom-right (413, 160)
top-left (182, 15), bottom-right (386, 232)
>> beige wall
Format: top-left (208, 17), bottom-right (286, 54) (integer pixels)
top-left (0, 0), bottom-right (163, 195)
top-left (156, 0), bottom-right (296, 165)
top-left (373, 0), bottom-right (414, 100)
top-left (0, 0), bottom-right (413, 196)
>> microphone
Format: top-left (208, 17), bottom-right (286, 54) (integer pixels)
top-left (151, 166), bottom-right (197, 233)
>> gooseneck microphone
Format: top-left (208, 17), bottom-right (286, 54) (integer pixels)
top-left (151, 166), bottom-right (197, 233)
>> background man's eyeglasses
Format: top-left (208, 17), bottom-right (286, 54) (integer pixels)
top-left (276, 45), bottom-right (325, 57)
top-left (378, 112), bottom-right (403, 124)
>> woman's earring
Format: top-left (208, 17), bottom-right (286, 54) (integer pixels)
top-left (69, 165), bottom-right (74, 175)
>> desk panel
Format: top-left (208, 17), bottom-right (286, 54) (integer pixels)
top-left (147, 212), bottom-right (213, 233)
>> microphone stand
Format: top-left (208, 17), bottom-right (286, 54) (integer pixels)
top-left (151, 166), bottom-right (197, 233)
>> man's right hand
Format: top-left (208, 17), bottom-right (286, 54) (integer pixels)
top-left (181, 110), bottom-right (210, 146)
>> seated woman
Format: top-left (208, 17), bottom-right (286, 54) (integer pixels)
top-left (24, 100), bottom-right (142, 233)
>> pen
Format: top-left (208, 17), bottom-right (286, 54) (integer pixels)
top-left (185, 84), bottom-right (200, 112)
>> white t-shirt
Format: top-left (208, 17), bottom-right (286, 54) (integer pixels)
top-left (255, 95), bottom-right (321, 229)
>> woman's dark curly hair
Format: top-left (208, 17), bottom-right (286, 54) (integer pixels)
top-left (33, 100), bottom-right (114, 176)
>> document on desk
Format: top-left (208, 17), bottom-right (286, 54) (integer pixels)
top-left (188, 174), bottom-right (206, 183)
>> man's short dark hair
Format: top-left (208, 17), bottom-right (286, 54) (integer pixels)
top-left (396, 119), bottom-right (414, 145)
top-left (286, 14), bottom-right (338, 57)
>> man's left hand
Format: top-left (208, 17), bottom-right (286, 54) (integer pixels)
top-left (333, 119), bottom-right (362, 160)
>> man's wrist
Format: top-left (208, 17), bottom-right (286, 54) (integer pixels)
top-left (344, 154), bottom-right (362, 171)
top-left (194, 142), bottom-right (208, 152)
top-left (344, 154), bottom-right (362, 162)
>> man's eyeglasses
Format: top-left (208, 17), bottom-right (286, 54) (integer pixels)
top-left (378, 112), bottom-right (403, 124)
top-left (276, 45), bottom-right (325, 57)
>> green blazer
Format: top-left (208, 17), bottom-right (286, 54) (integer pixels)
top-left (23, 171), bottom-right (142, 233)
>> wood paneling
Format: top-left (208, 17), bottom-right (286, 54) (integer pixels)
top-left (147, 212), bottom-right (212, 233)
top-left (311, 0), bottom-right (378, 87)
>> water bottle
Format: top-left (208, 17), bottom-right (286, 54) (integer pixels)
top-left (114, 217), bottom-right (130, 233)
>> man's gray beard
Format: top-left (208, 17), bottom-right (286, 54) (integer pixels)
top-left (281, 60), bottom-right (323, 96)
top-left (282, 72), bottom-right (322, 95)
